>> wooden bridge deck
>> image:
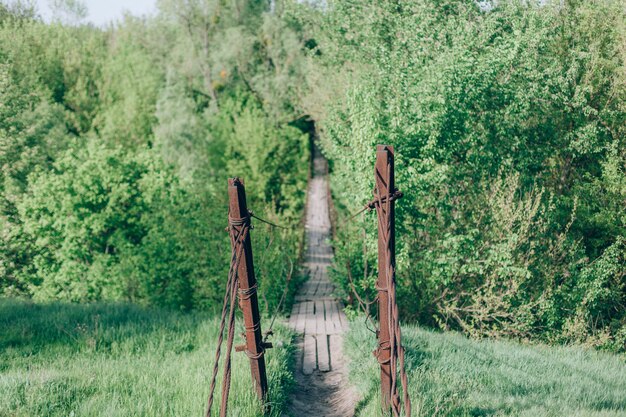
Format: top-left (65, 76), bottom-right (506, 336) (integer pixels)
top-left (288, 151), bottom-right (348, 375)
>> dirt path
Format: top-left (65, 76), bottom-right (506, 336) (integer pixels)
top-left (285, 147), bottom-right (358, 417)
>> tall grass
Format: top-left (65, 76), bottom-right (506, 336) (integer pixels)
top-left (345, 321), bottom-right (626, 417)
top-left (4, 298), bottom-right (625, 417)
top-left (0, 299), bottom-right (294, 417)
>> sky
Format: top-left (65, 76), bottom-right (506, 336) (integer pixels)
top-left (35, 0), bottom-right (158, 26)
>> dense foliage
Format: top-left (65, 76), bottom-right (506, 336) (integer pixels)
top-left (0, 0), bottom-right (309, 312)
top-left (1, 0), bottom-right (624, 353)
top-left (298, 0), bottom-right (625, 351)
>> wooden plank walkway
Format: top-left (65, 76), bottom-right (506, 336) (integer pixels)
top-left (288, 151), bottom-right (348, 375)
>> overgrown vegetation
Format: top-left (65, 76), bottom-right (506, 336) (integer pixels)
top-left (1, 0), bottom-right (625, 356)
top-left (298, 0), bottom-right (626, 352)
top-left (0, 298), bottom-right (294, 416)
top-left (0, 0), bottom-right (309, 312)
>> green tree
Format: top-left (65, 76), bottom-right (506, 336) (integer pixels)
top-left (301, 0), bottom-right (626, 350)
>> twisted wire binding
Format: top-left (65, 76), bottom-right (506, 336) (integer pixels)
top-left (244, 346), bottom-right (265, 360)
top-left (228, 212), bottom-right (251, 227)
top-left (243, 321), bottom-right (261, 332)
top-left (374, 340), bottom-right (392, 365)
top-left (348, 189), bottom-right (404, 220)
top-left (238, 283), bottom-right (258, 300)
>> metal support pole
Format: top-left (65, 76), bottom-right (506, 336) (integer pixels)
top-left (227, 178), bottom-right (269, 402)
top-left (375, 145), bottom-right (395, 411)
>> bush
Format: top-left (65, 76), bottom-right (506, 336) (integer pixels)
top-left (15, 142), bottom-right (213, 309)
top-left (0, 1), bottom-right (310, 314)
top-left (304, 0), bottom-right (626, 351)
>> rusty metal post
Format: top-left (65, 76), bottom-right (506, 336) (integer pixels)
top-left (227, 178), bottom-right (269, 402)
top-left (375, 145), bottom-right (394, 411)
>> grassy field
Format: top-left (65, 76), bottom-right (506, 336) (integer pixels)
top-left (3, 298), bottom-right (626, 417)
top-left (345, 322), bottom-right (626, 417)
top-left (0, 299), bottom-right (294, 417)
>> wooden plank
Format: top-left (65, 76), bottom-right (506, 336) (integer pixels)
top-left (315, 300), bottom-right (325, 335)
top-left (328, 300), bottom-right (339, 335)
top-left (323, 299), bottom-right (333, 335)
top-left (303, 334), bottom-right (317, 375)
top-left (303, 281), bottom-right (313, 296)
top-left (328, 335), bottom-right (341, 371)
top-left (295, 302), bottom-right (306, 334)
top-left (317, 334), bottom-right (330, 372)
top-left (337, 302), bottom-right (349, 330)
top-left (318, 282), bottom-right (325, 296)
top-left (304, 301), bottom-right (315, 334)
top-left (321, 282), bottom-right (332, 296)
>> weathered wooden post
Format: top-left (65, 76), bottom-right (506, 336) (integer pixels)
top-left (227, 178), bottom-right (269, 403)
top-left (374, 145), bottom-right (395, 410)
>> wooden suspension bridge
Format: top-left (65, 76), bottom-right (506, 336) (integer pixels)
top-left (206, 144), bottom-right (409, 417)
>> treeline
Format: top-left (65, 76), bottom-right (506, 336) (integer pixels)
top-left (298, 0), bottom-right (625, 352)
top-left (1, 0), bottom-right (624, 352)
top-left (0, 0), bottom-right (309, 312)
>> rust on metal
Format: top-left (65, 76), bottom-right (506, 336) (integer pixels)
top-left (227, 178), bottom-right (269, 402)
top-left (374, 145), bottom-right (394, 410)
top-left (372, 145), bottom-right (411, 417)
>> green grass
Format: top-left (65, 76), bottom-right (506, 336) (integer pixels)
top-left (345, 321), bottom-right (626, 417)
top-left (0, 299), bottom-right (294, 417)
top-left (4, 298), bottom-right (626, 417)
